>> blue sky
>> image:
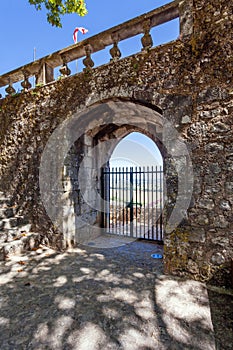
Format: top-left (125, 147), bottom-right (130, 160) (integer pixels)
top-left (1, 0), bottom-right (178, 166)
top-left (110, 133), bottom-right (163, 168)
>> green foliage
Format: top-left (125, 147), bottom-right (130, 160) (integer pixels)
top-left (28, 0), bottom-right (87, 27)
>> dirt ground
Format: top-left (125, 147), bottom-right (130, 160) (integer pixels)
top-left (0, 237), bottom-right (232, 349)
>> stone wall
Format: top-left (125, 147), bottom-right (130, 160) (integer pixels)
top-left (0, 0), bottom-right (232, 283)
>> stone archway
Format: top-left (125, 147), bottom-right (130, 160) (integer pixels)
top-left (39, 98), bottom-right (193, 255)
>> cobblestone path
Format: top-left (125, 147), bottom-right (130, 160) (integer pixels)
top-left (0, 238), bottom-right (218, 349)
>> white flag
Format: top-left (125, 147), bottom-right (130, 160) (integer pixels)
top-left (73, 27), bottom-right (88, 43)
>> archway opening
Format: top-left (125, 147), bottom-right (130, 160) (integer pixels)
top-left (102, 132), bottom-right (164, 242)
top-left (110, 132), bottom-right (163, 169)
top-left (55, 99), bottom-right (172, 248)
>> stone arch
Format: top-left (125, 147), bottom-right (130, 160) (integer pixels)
top-left (40, 97), bottom-right (192, 250)
top-left (91, 122), bottom-right (166, 169)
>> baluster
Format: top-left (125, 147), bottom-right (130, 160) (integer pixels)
top-left (21, 71), bottom-right (32, 91)
top-left (83, 46), bottom-right (94, 71)
top-left (59, 55), bottom-right (71, 77)
top-left (141, 20), bottom-right (153, 51)
top-left (59, 63), bottom-right (71, 77)
top-left (5, 79), bottom-right (16, 95)
top-left (110, 34), bottom-right (121, 62)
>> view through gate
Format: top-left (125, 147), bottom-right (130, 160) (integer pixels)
top-left (101, 166), bottom-right (164, 242)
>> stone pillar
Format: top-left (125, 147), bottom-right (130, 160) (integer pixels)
top-left (179, 0), bottom-right (193, 38)
top-left (36, 62), bottom-right (54, 85)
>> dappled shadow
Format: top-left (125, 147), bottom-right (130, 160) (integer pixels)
top-left (207, 287), bottom-right (233, 350)
top-left (206, 262), bottom-right (233, 350)
top-left (0, 241), bottom-right (215, 349)
top-left (153, 276), bottom-right (216, 350)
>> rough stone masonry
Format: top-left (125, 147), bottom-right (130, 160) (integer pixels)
top-left (0, 0), bottom-right (232, 283)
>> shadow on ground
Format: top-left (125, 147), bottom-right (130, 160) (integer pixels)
top-left (0, 240), bottom-right (217, 349)
top-left (207, 287), bottom-right (233, 350)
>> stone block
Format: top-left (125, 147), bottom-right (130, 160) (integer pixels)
top-left (181, 115), bottom-right (191, 124)
top-left (189, 229), bottom-right (206, 243)
top-left (211, 252), bottom-right (225, 266)
top-left (219, 200), bottom-right (231, 211)
top-left (197, 87), bottom-right (228, 104)
top-left (205, 143), bottom-right (224, 152)
top-left (197, 198), bottom-right (215, 210)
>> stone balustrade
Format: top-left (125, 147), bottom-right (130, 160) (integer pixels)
top-left (0, 0), bottom-right (192, 98)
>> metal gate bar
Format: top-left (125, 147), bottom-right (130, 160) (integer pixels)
top-left (101, 166), bottom-right (164, 242)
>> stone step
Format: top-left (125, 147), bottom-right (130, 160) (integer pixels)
top-left (0, 232), bottom-right (9, 245)
top-left (0, 232), bottom-right (41, 260)
top-left (0, 193), bottom-right (35, 259)
top-left (0, 207), bottom-right (17, 219)
top-left (0, 216), bottom-right (28, 230)
top-left (0, 197), bottom-right (11, 205)
top-left (0, 223), bottom-right (32, 244)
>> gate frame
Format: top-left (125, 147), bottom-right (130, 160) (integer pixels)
top-left (101, 165), bottom-right (164, 242)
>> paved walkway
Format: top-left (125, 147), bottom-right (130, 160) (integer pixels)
top-left (0, 236), bottom-right (217, 349)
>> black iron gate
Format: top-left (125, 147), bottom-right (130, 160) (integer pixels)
top-left (101, 166), bottom-right (164, 242)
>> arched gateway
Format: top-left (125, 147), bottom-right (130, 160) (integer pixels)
top-left (40, 99), bottom-right (193, 256)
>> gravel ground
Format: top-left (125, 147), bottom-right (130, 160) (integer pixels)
top-left (0, 237), bottom-right (231, 350)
